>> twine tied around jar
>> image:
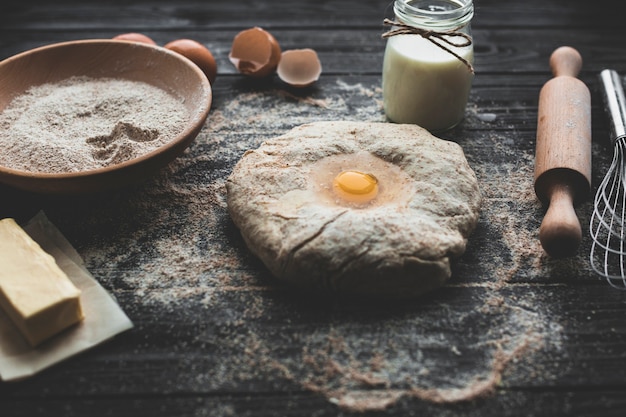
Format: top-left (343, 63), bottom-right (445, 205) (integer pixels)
top-left (382, 18), bottom-right (474, 74)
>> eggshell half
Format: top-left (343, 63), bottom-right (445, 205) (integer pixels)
top-left (229, 27), bottom-right (281, 78)
top-left (277, 48), bottom-right (322, 88)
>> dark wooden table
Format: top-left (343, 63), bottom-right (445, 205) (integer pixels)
top-left (2, 1), bottom-right (626, 416)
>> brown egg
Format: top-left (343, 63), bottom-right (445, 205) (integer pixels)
top-left (164, 39), bottom-right (217, 85)
top-left (276, 48), bottom-right (322, 88)
top-left (112, 33), bottom-right (157, 45)
top-left (229, 27), bottom-right (281, 78)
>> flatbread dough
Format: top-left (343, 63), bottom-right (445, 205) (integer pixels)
top-left (226, 121), bottom-right (481, 299)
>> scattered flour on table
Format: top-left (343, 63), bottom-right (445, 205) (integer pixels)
top-left (72, 86), bottom-right (566, 413)
top-left (0, 76), bottom-right (188, 173)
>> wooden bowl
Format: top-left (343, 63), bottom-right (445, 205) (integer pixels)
top-left (0, 39), bottom-right (212, 194)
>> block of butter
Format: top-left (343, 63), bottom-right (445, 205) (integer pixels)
top-left (0, 218), bottom-right (84, 346)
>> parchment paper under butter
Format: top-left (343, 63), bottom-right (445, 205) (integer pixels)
top-left (0, 211), bottom-right (133, 382)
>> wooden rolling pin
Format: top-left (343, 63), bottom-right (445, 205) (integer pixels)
top-left (534, 46), bottom-right (591, 258)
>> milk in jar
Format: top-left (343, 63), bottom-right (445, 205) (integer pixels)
top-left (382, 0), bottom-right (474, 132)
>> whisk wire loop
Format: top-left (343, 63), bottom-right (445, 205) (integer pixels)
top-left (590, 135), bottom-right (626, 288)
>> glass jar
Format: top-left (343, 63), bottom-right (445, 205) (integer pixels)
top-left (382, 0), bottom-right (475, 133)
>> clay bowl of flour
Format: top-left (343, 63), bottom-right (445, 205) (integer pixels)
top-left (0, 39), bottom-right (212, 194)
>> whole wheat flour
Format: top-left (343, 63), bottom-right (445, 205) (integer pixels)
top-left (0, 76), bottom-right (188, 173)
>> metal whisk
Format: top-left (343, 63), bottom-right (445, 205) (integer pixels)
top-left (590, 69), bottom-right (626, 289)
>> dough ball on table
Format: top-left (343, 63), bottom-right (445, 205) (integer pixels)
top-left (226, 121), bottom-right (481, 299)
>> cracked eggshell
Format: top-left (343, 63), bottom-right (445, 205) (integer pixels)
top-left (164, 39), bottom-right (217, 85)
top-left (229, 27), bottom-right (281, 78)
top-left (277, 48), bottom-right (322, 88)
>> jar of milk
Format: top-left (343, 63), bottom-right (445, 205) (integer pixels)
top-left (382, 0), bottom-right (474, 132)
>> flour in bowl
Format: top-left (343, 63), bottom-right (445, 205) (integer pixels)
top-left (0, 76), bottom-right (189, 173)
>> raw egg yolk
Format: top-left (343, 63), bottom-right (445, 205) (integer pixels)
top-left (333, 170), bottom-right (379, 204)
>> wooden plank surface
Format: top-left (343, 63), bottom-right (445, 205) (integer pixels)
top-left (1, 1), bottom-right (626, 416)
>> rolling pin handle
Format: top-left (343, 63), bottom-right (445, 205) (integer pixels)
top-left (539, 183), bottom-right (582, 258)
top-left (550, 46), bottom-right (583, 78)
